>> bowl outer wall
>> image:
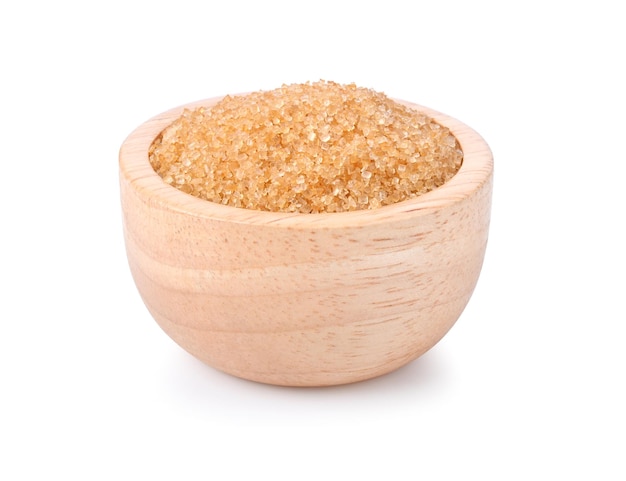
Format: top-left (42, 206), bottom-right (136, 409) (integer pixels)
top-left (119, 97), bottom-right (493, 386)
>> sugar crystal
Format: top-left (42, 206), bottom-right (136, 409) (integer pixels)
top-left (149, 81), bottom-right (463, 213)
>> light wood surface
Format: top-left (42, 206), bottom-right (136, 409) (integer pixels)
top-left (119, 96), bottom-right (493, 386)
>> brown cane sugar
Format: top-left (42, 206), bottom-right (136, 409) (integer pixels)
top-left (148, 81), bottom-right (463, 213)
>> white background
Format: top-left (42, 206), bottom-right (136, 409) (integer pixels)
top-left (1, 1), bottom-right (624, 479)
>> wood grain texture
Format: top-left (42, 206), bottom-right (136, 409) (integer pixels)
top-left (119, 96), bottom-right (493, 386)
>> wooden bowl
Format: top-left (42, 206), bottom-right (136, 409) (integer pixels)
top-left (119, 96), bottom-right (493, 386)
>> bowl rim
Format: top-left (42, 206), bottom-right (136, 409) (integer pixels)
top-left (119, 95), bottom-right (493, 229)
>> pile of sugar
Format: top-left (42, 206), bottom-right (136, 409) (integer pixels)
top-left (149, 81), bottom-right (463, 213)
